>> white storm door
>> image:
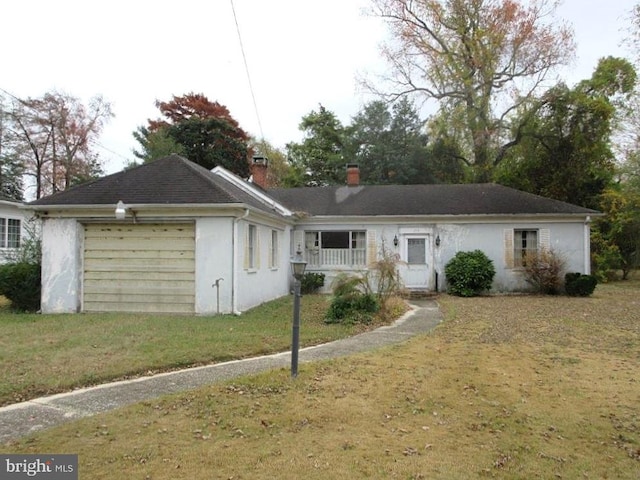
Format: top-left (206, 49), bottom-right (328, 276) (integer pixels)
top-left (403, 236), bottom-right (431, 288)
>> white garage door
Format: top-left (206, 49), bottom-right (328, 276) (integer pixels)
top-left (83, 223), bottom-right (195, 314)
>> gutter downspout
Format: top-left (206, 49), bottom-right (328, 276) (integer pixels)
top-left (584, 215), bottom-right (592, 274)
top-left (232, 208), bottom-right (250, 315)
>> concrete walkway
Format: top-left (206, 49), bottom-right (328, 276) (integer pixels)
top-left (0, 300), bottom-right (442, 444)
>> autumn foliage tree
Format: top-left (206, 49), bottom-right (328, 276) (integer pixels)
top-left (9, 91), bottom-right (112, 199)
top-left (371, 0), bottom-right (575, 181)
top-left (135, 93), bottom-right (251, 177)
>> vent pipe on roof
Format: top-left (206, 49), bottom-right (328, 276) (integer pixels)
top-left (346, 163), bottom-right (360, 186)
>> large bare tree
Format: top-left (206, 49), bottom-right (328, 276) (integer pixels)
top-left (10, 91), bottom-right (112, 199)
top-left (370, 0), bottom-right (575, 180)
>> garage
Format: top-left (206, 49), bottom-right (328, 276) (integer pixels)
top-left (83, 223), bottom-right (195, 314)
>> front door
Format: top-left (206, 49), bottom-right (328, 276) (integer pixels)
top-left (402, 235), bottom-right (432, 289)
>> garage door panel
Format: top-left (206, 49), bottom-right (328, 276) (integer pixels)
top-left (84, 279), bottom-right (194, 293)
top-left (84, 293), bottom-right (195, 304)
top-left (84, 250), bottom-right (195, 260)
top-left (84, 238), bottom-right (194, 251)
top-left (84, 301), bottom-right (195, 314)
top-left (84, 270), bottom-right (195, 282)
top-left (84, 258), bottom-right (195, 273)
top-left (83, 223), bottom-right (195, 314)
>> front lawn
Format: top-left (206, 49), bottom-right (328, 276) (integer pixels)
top-left (0, 294), bottom-right (359, 406)
top-left (4, 281), bottom-right (639, 479)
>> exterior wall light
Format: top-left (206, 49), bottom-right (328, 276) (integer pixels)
top-left (115, 200), bottom-right (126, 220)
top-left (393, 235), bottom-right (399, 247)
top-left (435, 235), bottom-right (441, 247)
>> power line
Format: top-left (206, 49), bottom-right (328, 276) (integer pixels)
top-left (230, 0), bottom-right (266, 144)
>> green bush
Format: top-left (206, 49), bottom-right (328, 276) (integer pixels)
top-left (444, 250), bottom-right (495, 297)
top-left (325, 292), bottom-right (379, 324)
top-left (300, 272), bottom-right (325, 294)
top-left (0, 262), bottom-right (41, 312)
top-left (325, 274), bottom-right (379, 324)
top-left (565, 272), bottom-right (598, 297)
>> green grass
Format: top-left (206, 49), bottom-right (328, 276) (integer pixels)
top-left (0, 294), bottom-right (365, 406)
top-left (3, 282), bottom-right (640, 479)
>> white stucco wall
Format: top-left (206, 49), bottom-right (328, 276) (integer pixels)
top-left (234, 220), bottom-right (291, 313)
top-left (293, 218), bottom-right (591, 294)
top-left (195, 218), bottom-right (234, 314)
top-left (436, 221), bottom-right (589, 292)
top-left (40, 218), bottom-right (82, 313)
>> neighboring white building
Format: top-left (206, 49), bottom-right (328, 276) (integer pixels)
top-left (0, 197), bottom-right (28, 264)
top-left (27, 155), bottom-right (599, 315)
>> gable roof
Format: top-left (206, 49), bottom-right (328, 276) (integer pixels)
top-left (268, 183), bottom-right (598, 217)
top-left (28, 154), bottom-right (288, 216)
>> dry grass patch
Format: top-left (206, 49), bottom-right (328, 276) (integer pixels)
top-left (4, 282), bottom-right (640, 479)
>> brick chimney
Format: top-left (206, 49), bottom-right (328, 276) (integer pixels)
top-left (251, 155), bottom-right (268, 189)
top-left (346, 163), bottom-right (360, 186)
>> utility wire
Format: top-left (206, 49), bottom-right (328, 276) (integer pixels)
top-left (230, 0), bottom-right (266, 147)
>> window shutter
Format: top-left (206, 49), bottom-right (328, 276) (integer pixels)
top-left (366, 230), bottom-right (377, 266)
top-left (255, 227), bottom-right (261, 268)
top-left (504, 229), bottom-right (514, 268)
top-left (243, 224), bottom-right (250, 269)
top-left (539, 229), bottom-right (551, 250)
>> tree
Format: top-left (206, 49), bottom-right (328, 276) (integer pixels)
top-left (370, 0), bottom-right (574, 181)
top-left (9, 91), bottom-right (111, 199)
top-left (249, 139), bottom-right (295, 188)
top-left (286, 105), bottom-right (346, 186)
top-left (136, 93), bottom-right (251, 177)
top-left (594, 188), bottom-right (640, 280)
top-left (347, 98), bottom-right (430, 184)
top-left (495, 57), bottom-right (636, 209)
top-left (0, 96), bottom-right (23, 200)
top-left (132, 126), bottom-right (184, 163)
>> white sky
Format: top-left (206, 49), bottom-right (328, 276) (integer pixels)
top-left (1, 0), bottom-right (637, 175)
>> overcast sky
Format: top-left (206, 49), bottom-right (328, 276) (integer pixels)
top-left (2, 0), bottom-right (637, 175)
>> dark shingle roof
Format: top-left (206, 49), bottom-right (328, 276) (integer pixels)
top-left (268, 183), bottom-right (598, 216)
top-left (29, 155), bottom-right (272, 213)
top-left (28, 155), bottom-right (598, 217)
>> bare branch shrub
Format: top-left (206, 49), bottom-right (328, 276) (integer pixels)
top-left (522, 248), bottom-right (566, 294)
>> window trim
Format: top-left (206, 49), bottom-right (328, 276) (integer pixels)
top-left (0, 217), bottom-right (21, 249)
top-left (304, 230), bottom-right (367, 267)
top-left (514, 229), bottom-right (538, 268)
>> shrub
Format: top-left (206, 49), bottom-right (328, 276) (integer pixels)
top-left (444, 250), bottom-right (495, 297)
top-left (325, 292), bottom-right (379, 324)
top-left (301, 272), bottom-right (325, 294)
top-left (0, 262), bottom-right (41, 312)
top-left (325, 273), bottom-right (379, 324)
top-left (565, 272), bottom-right (598, 297)
top-left (522, 248), bottom-right (566, 294)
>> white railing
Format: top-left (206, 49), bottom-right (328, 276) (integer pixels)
top-left (305, 248), bottom-right (366, 267)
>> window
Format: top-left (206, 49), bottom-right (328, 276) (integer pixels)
top-left (247, 224), bottom-right (257, 269)
top-left (269, 230), bottom-right (279, 268)
top-left (0, 218), bottom-right (21, 249)
top-left (407, 238), bottom-right (426, 264)
top-left (514, 229), bottom-right (538, 267)
top-left (304, 230), bottom-right (366, 266)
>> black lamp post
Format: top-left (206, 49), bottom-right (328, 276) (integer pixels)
top-left (290, 248), bottom-right (307, 378)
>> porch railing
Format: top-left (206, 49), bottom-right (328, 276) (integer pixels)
top-left (305, 248), bottom-right (366, 267)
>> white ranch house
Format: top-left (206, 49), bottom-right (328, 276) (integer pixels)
top-left (27, 155), bottom-right (598, 315)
